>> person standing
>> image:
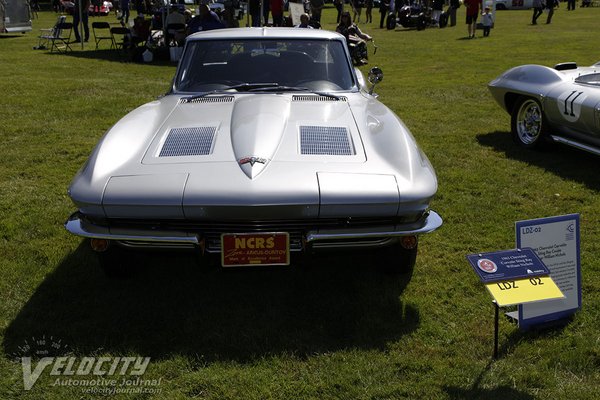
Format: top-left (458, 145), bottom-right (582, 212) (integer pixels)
top-left (531, 0), bottom-right (543, 24)
top-left (481, 6), bottom-right (493, 36)
top-left (379, 0), bottom-right (389, 28)
top-left (248, 0), bottom-right (261, 27)
top-left (73, 0), bottom-right (90, 43)
top-left (262, 0), bottom-right (270, 26)
top-left (464, 0), bottom-right (480, 38)
top-left (567, 0), bottom-right (576, 10)
top-left (546, 0), bottom-right (559, 24)
top-left (118, 0), bottom-right (130, 24)
top-left (432, 0), bottom-right (444, 26)
top-left (334, 0), bottom-right (344, 23)
top-left (365, 0), bottom-right (373, 23)
top-left (270, 0), bottom-right (284, 26)
top-left (309, 0), bottom-right (324, 23)
top-left (351, 0), bottom-right (363, 23)
top-left (449, 0), bottom-right (460, 27)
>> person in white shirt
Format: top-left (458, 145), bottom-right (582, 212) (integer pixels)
top-left (481, 6), bottom-right (493, 37)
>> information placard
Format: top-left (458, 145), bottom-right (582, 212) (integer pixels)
top-left (466, 248), bottom-right (549, 283)
top-left (516, 214), bottom-right (581, 329)
top-left (484, 276), bottom-right (564, 307)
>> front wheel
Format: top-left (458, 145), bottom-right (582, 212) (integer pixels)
top-left (94, 240), bottom-right (134, 278)
top-left (379, 238), bottom-right (418, 274)
top-left (511, 96), bottom-right (547, 148)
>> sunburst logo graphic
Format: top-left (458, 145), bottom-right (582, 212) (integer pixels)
top-left (477, 258), bottom-right (498, 274)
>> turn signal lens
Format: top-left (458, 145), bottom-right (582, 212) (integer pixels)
top-left (400, 235), bottom-right (418, 250)
top-left (90, 238), bottom-right (110, 252)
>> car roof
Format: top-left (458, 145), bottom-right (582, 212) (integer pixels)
top-left (187, 27), bottom-right (345, 42)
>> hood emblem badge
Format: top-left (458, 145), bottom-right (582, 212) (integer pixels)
top-left (238, 156), bottom-right (268, 167)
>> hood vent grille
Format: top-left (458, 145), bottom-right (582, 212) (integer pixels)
top-left (159, 127), bottom-right (217, 157)
top-left (292, 95), bottom-right (347, 102)
top-left (180, 96), bottom-right (234, 104)
top-left (300, 126), bottom-right (354, 155)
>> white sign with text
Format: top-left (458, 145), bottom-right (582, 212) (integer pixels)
top-left (515, 214), bottom-right (581, 329)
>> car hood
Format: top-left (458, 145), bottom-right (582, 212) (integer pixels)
top-left (69, 93), bottom-right (437, 220)
top-left (141, 93), bottom-right (366, 178)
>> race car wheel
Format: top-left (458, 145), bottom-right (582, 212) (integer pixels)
top-left (511, 96), bottom-right (547, 148)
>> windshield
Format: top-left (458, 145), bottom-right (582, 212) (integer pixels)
top-left (174, 39), bottom-right (355, 93)
top-left (574, 73), bottom-right (600, 86)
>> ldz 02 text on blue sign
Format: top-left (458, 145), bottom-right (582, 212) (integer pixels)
top-left (466, 248), bottom-right (549, 283)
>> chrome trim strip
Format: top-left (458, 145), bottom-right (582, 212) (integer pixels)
top-left (65, 213), bottom-right (200, 245)
top-left (65, 210), bottom-right (442, 247)
top-left (549, 135), bottom-right (600, 156)
top-left (305, 210), bottom-right (442, 243)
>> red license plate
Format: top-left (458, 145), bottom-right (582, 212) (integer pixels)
top-left (221, 232), bottom-right (290, 267)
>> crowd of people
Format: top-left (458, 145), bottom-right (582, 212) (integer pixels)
top-left (52, 0), bottom-right (587, 63)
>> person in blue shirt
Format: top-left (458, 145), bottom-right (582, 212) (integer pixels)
top-left (187, 4), bottom-right (225, 34)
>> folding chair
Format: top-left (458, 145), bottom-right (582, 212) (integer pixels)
top-left (45, 22), bottom-right (74, 53)
top-left (110, 26), bottom-right (131, 51)
top-left (92, 21), bottom-right (114, 49)
top-left (36, 15), bottom-right (66, 50)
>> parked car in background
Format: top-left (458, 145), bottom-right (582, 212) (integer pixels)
top-left (0, 0), bottom-right (32, 33)
top-left (65, 28), bottom-right (442, 276)
top-left (489, 60), bottom-right (600, 152)
top-left (485, 0), bottom-right (531, 9)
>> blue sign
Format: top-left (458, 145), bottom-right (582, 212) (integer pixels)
top-left (516, 214), bottom-right (581, 330)
top-left (466, 248), bottom-right (550, 283)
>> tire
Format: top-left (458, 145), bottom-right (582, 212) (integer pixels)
top-left (96, 241), bottom-right (134, 278)
top-left (439, 12), bottom-right (448, 28)
top-left (379, 240), bottom-right (418, 274)
top-left (511, 96), bottom-right (547, 149)
top-left (386, 14), bottom-right (397, 30)
top-left (416, 15), bottom-right (427, 30)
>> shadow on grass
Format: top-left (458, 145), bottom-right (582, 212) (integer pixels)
top-left (3, 242), bottom-right (418, 363)
top-left (443, 302), bottom-right (574, 399)
top-left (444, 360), bottom-right (534, 400)
top-left (477, 131), bottom-right (600, 191)
top-left (51, 48), bottom-right (177, 66)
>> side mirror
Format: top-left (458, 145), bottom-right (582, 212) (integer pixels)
top-left (367, 67), bottom-right (383, 95)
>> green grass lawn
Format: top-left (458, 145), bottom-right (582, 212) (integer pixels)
top-left (1, 6), bottom-right (600, 399)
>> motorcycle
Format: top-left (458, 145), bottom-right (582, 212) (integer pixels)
top-left (387, 1), bottom-right (431, 31)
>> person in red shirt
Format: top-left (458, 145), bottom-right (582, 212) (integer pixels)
top-left (464, 0), bottom-right (481, 38)
top-left (270, 0), bottom-right (284, 26)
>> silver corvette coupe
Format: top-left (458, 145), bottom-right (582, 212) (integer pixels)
top-left (65, 28), bottom-right (442, 275)
top-left (489, 60), bottom-right (600, 153)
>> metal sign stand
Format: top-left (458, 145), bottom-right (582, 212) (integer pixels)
top-left (493, 300), bottom-right (499, 359)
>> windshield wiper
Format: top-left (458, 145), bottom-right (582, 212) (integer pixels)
top-left (182, 83), bottom-right (341, 101)
top-left (182, 83), bottom-right (281, 101)
top-left (248, 85), bottom-right (342, 100)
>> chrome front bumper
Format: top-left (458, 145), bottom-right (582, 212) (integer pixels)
top-left (65, 211), bottom-right (442, 251)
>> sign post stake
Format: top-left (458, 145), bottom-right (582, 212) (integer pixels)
top-left (493, 300), bottom-right (499, 359)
